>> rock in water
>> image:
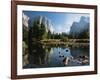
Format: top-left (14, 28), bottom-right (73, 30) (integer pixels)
top-left (63, 57), bottom-right (70, 66)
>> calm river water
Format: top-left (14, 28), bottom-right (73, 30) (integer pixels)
top-left (23, 44), bottom-right (89, 68)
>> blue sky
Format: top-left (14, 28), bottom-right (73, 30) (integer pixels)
top-left (23, 11), bottom-right (89, 34)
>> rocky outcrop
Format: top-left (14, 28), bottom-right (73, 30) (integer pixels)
top-left (22, 13), bottom-right (30, 27)
top-left (70, 16), bottom-right (89, 38)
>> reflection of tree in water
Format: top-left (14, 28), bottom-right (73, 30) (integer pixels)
top-left (23, 41), bottom-right (52, 68)
top-left (29, 42), bottom-right (46, 65)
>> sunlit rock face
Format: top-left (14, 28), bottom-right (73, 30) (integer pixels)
top-left (22, 13), bottom-right (30, 27)
top-left (29, 16), bottom-right (53, 32)
top-left (35, 16), bottom-right (51, 32)
top-left (70, 16), bottom-right (89, 38)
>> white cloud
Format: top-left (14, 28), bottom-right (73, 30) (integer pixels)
top-left (49, 25), bottom-right (54, 33)
top-left (54, 24), bottom-right (69, 34)
top-left (53, 25), bottom-right (62, 33)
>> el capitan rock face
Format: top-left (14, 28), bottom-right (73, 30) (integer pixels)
top-left (28, 16), bottom-right (52, 32)
top-left (70, 16), bottom-right (89, 38)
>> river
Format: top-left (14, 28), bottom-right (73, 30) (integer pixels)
top-left (23, 44), bottom-right (89, 68)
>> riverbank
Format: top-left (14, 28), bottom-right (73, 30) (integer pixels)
top-left (31, 39), bottom-right (89, 48)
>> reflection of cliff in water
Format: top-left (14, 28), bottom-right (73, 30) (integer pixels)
top-left (23, 42), bottom-right (51, 68)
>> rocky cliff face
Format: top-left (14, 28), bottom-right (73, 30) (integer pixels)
top-left (29, 16), bottom-right (52, 32)
top-left (70, 16), bottom-right (89, 38)
top-left (22, 13), bottom-right (30, 27)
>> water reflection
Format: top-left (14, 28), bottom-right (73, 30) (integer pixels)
top-left (23, 43), bottom-right (89, 68)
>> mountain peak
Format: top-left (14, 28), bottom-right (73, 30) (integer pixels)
top-left (79, 16), bottom-right (89, 23)
top-left (69, 16), bottom-right (90, 38)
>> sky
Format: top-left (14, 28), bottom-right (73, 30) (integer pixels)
top-left (23, 11), bottom-right (89, 34)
